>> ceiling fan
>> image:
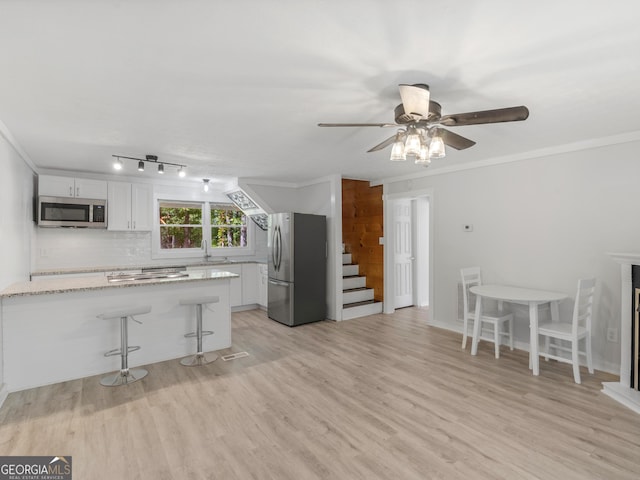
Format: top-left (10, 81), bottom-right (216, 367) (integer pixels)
top-left (318, 84), bottom-right (529, 166)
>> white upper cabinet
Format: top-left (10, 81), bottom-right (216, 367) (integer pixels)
top-left (39, 175), bottom-right (108, 199)
top-left (107, 182), bottom-right (153, 231)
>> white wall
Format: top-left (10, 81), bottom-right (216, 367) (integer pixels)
top-left (385, 140), bottom-right (640, 373)
top-left (0, 124), bottom-right (35, 399)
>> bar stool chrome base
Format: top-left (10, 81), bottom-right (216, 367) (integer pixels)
top-left (179, 295), bottom-right (220, 367)
top-left (180, 352), bottom-right (218, 367)
top-left (100, 367), bottom-right (148, 386)
top-left (97, 305), bottom-right (151, 387)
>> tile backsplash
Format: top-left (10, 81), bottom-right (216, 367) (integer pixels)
top-left (34, 227), bottom-right (268, 271)
top-left (35, 228), bottom-right (153, 270)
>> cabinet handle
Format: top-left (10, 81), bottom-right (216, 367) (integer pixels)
top-left (127, 221), bottom-right (130, 229)
top-left (76, 186), bottom-right (80, 197)
top-left (69, 186), bottom-right (73, 196)
top-left (133, 221), bottom-right (136, 230)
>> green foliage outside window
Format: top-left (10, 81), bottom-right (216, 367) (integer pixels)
top-left (158, 202), bottom-right (248, 250)
top-left (211, 208), bottom-right (247, 247)
top-left (159, 203), bottom-right (202, 249)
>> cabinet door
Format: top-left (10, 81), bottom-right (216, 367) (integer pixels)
top-left (241, 263), bottom-right (258, 305)
top-left (131, 183), bottom-right (153, 231)
top-left (39, 175), bottom-right (75, 197)
top-left (75, 178), bottom-right (108, 199)
top-left (107, 181), bottom-right (132, 231)
top-left (258, 264), bottom-right (268, 307)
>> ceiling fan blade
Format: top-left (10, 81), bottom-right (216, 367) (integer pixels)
top-left (437, 128), bottom-right (476, 150)
top-left (399, 84), bottom-right (430, 118)
top-left (439, 105), bottom-right (529, 126)
top-left (367, 134), bottom-right (400, 152)
top-left (318, 122), bottom-right (397, 127)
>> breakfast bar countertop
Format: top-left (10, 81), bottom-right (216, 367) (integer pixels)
top-left (29, 259), bottom-right (267, 277)
top-left (1, 268), bottom-right (239, 298)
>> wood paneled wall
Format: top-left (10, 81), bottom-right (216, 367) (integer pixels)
top-left (342, 179), bottom-right (383, 301)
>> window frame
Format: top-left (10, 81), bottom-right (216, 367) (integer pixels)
top-left (152, 196), bottom-right (254, 260)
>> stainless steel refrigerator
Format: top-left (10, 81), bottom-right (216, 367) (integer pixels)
top-left (268, 212), bottom-right (326, 326)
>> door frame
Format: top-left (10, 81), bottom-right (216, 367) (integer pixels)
top-left (383, 188), bottom-right (434, 315)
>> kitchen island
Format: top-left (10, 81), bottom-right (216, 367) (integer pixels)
top-left (0, 268), bottom-right (238, 392)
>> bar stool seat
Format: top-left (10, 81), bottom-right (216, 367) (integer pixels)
top-left (98, 305), bottom-right (151, 386)
top-left (179, 295), bottom-right (219, 366)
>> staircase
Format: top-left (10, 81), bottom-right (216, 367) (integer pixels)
top-left (342, 252), bottom-right (383, 320)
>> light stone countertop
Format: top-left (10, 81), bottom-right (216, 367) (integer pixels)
top-left (30, 259), bottom-right (267, 277)
top-left (1, 269), bottom-right (239, 298)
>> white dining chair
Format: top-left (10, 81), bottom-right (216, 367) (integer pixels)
top-left (538, 277), bottom-right (595, 384)
top-left (460, 267), bottom-right (514, 358)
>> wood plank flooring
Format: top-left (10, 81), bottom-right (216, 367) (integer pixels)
top-left (0, 307), bottom-right (638, 479)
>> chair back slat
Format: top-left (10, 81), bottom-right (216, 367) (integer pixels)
top-left (460, 267), bottom-right (482, 314)
top-left (573, 278), bottom-right (596, 335)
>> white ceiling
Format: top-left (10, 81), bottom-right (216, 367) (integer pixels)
top-left (1, 1), bottom-right (639, 185)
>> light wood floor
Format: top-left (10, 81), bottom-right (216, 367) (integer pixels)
top-left (1, 307), bottom-right (638, 479)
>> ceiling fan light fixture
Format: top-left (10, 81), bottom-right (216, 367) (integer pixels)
top-left (390, 140), bottom-right (406, 161)
top-left (404, 129), bottom-right (422, 157)
top-left (415, 143), bottom-right (430, 166)
top-left (429, 131), bottom-right (446, 159)
top-left (389, 130), bottom-right (407, 161)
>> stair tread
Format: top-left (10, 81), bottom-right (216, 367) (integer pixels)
top-left (343, 287), bottom-right (373, 293)
top-left (343, 299), bottom-right (382, 308)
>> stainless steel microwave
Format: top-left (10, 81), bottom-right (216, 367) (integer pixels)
top-left (37, 196), bottom-right (107, 228)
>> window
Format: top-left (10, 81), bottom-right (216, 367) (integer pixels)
top-left (155, 200), bottom-right (251, 257)
top-left (211, 205), bottom-right (247, 248)
top-left (159, 201), bottom-right (203, 249)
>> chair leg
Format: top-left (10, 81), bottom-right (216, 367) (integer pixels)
top-left (508, 318), bottom-right (514, 350)
top-left (544, 335), bottom-right (550, 362)
top-left (571, 340), bottom-right (581, 384)
top-left (462, 316), bottom-right (469, 349)
top-left (494, 322), bottom-right (500, 359)
top-left (585, 336), bottom-right (594, 374)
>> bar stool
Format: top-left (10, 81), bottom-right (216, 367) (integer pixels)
top-left (179, 295), bottom-right (219, 366)
top-left (97, 305), bottom-right (151, 386)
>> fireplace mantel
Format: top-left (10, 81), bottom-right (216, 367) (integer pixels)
top-left (603, 252), bottom-right (640, 414)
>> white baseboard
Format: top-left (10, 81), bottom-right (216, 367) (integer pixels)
top-left (427, 318), bottom-right (619, 375)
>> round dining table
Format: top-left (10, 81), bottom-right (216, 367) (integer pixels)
top-left (469, 284), bottom-right (568, 375)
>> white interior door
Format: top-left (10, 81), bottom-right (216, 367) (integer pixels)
top-left (394, 199), bottom-right (413, 308)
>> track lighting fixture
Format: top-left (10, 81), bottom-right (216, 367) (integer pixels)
top-left (203, 179), bottom-right (210, 192)
top-left (111, 154), bottom-right (187, 177)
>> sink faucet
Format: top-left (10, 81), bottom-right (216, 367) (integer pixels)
top-left (201, 239), bottom-right (211, 260)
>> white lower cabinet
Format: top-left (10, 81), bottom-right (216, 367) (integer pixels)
top-left (258, 264), bottom-right (268, 308)
top-left (186, 264), bottom-right (243, 307)
top-left (242, 263), bottom-right (258, 305)
top-left (186, 263), bottom-right (264, 309)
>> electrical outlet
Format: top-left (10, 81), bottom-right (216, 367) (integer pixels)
top-left (607, 327), bottom-right (618, 342)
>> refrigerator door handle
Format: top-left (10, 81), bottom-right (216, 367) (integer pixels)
top-left (269, 279), bottom-right (289, 287)
top-left (272, 225), bottom-right (281, 272)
